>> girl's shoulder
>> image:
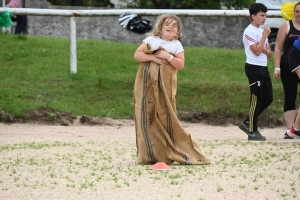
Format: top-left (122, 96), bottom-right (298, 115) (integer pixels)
top-left (143, 36), bottom-right (161, 44)
top-left (171, 39), bottom-right (182, 44)
top-left (144, 35), bottom-right (159, 41)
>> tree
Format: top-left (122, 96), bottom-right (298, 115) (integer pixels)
top-left (222, 0), bottom-right (255, 10)
top-left (121, 0), bottom-right (255, 9)
top-left (47, 0), bottom-right (114, 7)
top-left (47, 0), bottom-right (254, 9)
top-left (123, 0), bottom-right (222, 9)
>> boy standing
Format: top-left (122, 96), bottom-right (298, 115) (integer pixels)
top-left (238, 3), bottom-right (273, 141)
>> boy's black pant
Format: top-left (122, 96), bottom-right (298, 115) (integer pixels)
top-left (244, 63), bottom-right (273, 132)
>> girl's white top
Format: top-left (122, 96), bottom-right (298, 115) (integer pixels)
top-left (242, 24), bottom-right (268, 66)
top-left (143, 36), bottom-right (184, 55)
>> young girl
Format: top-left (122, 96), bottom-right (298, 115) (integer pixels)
top-left (133, 14), bottom-right (210, 165)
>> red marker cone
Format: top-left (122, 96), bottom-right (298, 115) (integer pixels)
top-left (150, 162), bottom-right (172, 170)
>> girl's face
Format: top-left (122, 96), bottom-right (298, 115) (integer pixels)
top-left (161, 19), bottom-right (178, 41)
top-left (295, 5), bottom-right (300, 22)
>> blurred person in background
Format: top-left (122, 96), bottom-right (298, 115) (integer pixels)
top-left (274, 2), bottom-right (300, 139)
top-left (287, 36), bottom-right (300, 140)
top-left (5, 0), bottom-right (27, 34)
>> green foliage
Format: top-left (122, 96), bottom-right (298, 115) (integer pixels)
top-left (120, 0), bottom-right (222, 9)
top-left (46, 0), bottom-right (113, 7)
top-left (46, 0), bottom-right (255, 9)
top-left (223, 0), bottom-right (256, 10)
top-left (119, 0), bottom-right (255, 9)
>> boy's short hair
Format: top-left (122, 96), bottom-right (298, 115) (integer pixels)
top-left (249, 3), bottom-right (267, 18)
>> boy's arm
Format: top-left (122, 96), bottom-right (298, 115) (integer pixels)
top-left (265, 43), bottom-right (272, 59)
top-left (250, 26), bottom-right (271, 56)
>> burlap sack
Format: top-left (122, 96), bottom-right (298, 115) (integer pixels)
top-left (134, 44), bottom-right (210, 165)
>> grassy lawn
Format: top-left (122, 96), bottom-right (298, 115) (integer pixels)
top-left (0, 33), bottom-right (295, 124)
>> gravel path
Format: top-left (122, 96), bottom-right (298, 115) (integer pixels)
top-left (0, 121), bottom-right (299, 200)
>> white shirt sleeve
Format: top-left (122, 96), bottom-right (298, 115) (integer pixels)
top-left (243, 30), bottom-right (258, 47)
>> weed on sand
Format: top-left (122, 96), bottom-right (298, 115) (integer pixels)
top-left (0, 139), bottom-right (299, 199)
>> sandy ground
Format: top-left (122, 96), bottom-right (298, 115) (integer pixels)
top-left (0, 120), bottom-right (300, 200)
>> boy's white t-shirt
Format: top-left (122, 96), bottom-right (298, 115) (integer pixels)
top-left (242, 24), bottom-right (268, 66)
top-left (143, 36), bottom-right (184, 55)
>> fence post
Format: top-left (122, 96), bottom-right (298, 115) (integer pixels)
top-left (1, 0), bottom-right (4, 33)
top-left (70, 16), bottom-right (77, 74)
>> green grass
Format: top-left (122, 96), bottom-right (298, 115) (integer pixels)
top-left (0, 33), bottom-right (295, 122)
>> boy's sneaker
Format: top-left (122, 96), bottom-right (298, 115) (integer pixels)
top-left (287, 127), bottom-right (300, 139)
top-left (238, 121), bottom-right (250, 135)
top-left (284, 132), bottom-right (294, 139)
top-left (248, 131), bottom-right (266, 141)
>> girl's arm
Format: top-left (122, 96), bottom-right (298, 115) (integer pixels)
top-left (273, 22), bottom-right (288, 79)
top-left (134, 42), bottom-right (168, 66)
top-left (154, 50), bottom-right (185, 70)
top-left (134, 42), bottom-right (185, 70)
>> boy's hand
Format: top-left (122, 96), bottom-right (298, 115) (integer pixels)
top-left (263, 26), bottom-right (271, 37)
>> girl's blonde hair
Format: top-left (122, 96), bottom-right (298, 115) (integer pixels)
top-left (147, 13), bottom-right (183, 41)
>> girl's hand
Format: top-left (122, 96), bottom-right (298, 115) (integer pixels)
top-left (153, 57), bottom-right (168, 66)
top-left (273, 70), bottom-right (281, 79)
top-left (154, 50), bottom-right (170, 60)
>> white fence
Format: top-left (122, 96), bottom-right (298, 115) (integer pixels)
top-left (0, 8), bottom-right (282, 74)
